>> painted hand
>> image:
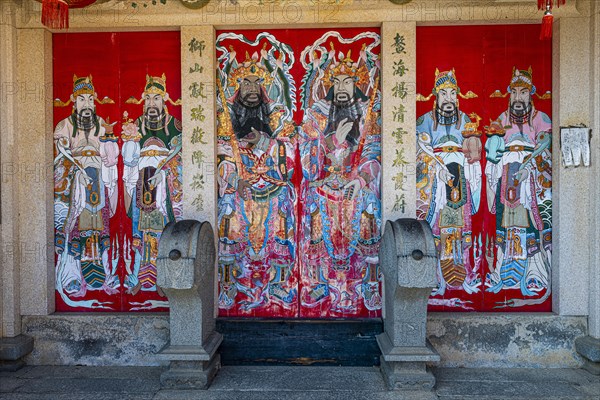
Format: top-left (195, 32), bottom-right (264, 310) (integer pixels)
top-left (237, 179), bottom-right (252, 201)
top-left (148, 170), bottom-right (163, 188)
top-left (240, 127), bottom-right (267, 146)
top-left (335, 118), bottom-right (353, 145)
top-left (438, 168), bottom-right (454, 184)
top-left (343, 179), bottom-right (361, 200)
top-left (514, 169), bottom-right (529, 183)
top-left (78, 170), bottom-right (92, 186)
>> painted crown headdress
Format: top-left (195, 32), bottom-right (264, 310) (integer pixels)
top-left (73, 75), bottom-right (94, 96)
top-left (508, 67), bottom-right (536, 94)
top-left (417, 68), bottom-right (478, 102)
top-left (53, 74), bottom-right (114, 107)
top-left (489, 67), bottom-right (551, 99)
top-left (227, 47), bottom-right (274, 91)
top-left (433, 68), bottom-right (459, 93)
top-left (322, 43), bottom-right (370, 90)
top-left (144, 73), bottom-right (168, 96)
top-left (126, 73), bottom-right (182, 106)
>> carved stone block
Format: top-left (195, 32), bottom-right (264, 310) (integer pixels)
top-left (156, 220), bottom-right (222, 389)
top-left (377, 218), bottom-right (440, 391)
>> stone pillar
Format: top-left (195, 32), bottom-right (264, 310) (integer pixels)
top-left (156, 220), bottom-right (222, 389)
top-left (0, 0), bottom-right (34, 371)
top-left (181, 25), bottom-right (216, 225)
top-left (586, 0), bottom-right (600, 342)
top-left (575, 0), bottom-right (600, 376)
top-left (15, 27), bottom-right (55, 316)
top-left (377, 219), bottom-right (440, 391)
top-left (552, 16), bottom-right (591, 317)
top-left (381, 21), bottom-right (417, 221)
top-left (180, 25), bottom-right (218, 312)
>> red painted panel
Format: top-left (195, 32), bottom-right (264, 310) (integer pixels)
top-left (216, 28), bottom-right (382, 318)
top-left (416, 25), bottom-right (552, 312)
top-left (53, 32), bottom-right (181, 312)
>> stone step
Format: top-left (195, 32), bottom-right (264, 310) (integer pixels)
top-left (1, 366), bottom-right (598, 400)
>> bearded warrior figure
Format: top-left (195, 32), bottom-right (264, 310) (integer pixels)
top-left (299, 36), bottom-right (382, 315)
top-left (216, 39), bottom-right (298, 314)
top-left (485, 67), bottom-right (552, 306)
top-left (416, 69), bottom-right (482, 296)
top-left (122, 74), bottom-right (183, 296)
top-left (54, 75), bottom-right (119, 301)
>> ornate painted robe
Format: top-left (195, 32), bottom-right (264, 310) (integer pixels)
top-left (122, 114), bottom-right (183, 291)
top-left (299, 98), bottom-right (382, 314)
top-left (216, 103), bottom-right (297, 312)
top-left (484, 107), bottom-right (552, 295)
top-left (416, 110), bottom-right (482, 294)
top-left (54, 115), bottom-right (119, 294)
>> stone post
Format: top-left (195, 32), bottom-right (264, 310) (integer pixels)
top-left (156, 220), bottom-right (222, 389)
top-left (0, 0), bottom-right (34, 371)
top-left (377, 218), bottom-right (440, 390)
top-left (575, 0), bottom-right (600, 376)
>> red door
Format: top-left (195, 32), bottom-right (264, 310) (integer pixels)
top-left (215, 28), bottom-right (382, 318)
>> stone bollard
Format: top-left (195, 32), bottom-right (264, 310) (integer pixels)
top-left (377, 218), bottom-right (440, 391)
top-left (156, 219), bottom-right (223, 389)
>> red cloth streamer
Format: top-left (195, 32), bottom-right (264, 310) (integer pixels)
top-left (40, 0), bottom-right (97, 29)
top-left (42, 0), bottom-right (69, 29)
top-left (540, 11), bottom-right (554, 40)
top-left (538, 0), bottom-right (565, 40)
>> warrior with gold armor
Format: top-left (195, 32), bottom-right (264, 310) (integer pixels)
top-left (54, 75), bottom-right (120, 300)
top-left (416, 68), bottom-right (482, 295)
top-left (122, 74), bottom-right (183, 295)
top-left (484, 67), bottom-right (552, 305)
top-left (216, 45), bottom-right (297, 312)
top-left (299, 39), bottom-right (382, 314)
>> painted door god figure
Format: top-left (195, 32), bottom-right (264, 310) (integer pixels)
top-left (299, 33), bottom-right (382, 316)
top-left (122, 74), bottom-right (183, 298)
top-left (216, 34), bottom-right (298, 316)
top-left (54, 75), bottom-right (119, 308)
top-left (484, 67), bottom-right (552, 307)
top-left (416, 69), bottom-right (482, 296)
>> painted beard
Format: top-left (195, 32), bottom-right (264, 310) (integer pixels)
top-left (436, 102), bottom-right (458, 125)
top-left (510, 101), bottom-right (531, 117)
top-left (231, 96), bottom-right (272, 139)
top-left (333, 91), bottom-right (352, 106)
top-left (144, 107), bottom-right (166, 130)
top-left (75, 107), bottom-right (98, 133)
top-left (239, 92), bottom-right (261, 108)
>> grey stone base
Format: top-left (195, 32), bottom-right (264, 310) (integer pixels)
top-left (427, 313), bottom-right (587, 368)
top-left (21, 314), bottom-right (588, 368)
top-left (0, 358), bottom-right (25, 372)
top-left (0, 334), bottom-right (34, 371)
top-left (22, 314), bottom-right (170, 366)
top-left (159, 332), bottom-right (223, 389)
top-left (160, 354), bottom-right (221, 390)
top-left (380, 358), bottom-right (436, 391)
top-left (575, 335), bottom-right (600, 375)
top-left (377, 333), bottom-right (440, 391)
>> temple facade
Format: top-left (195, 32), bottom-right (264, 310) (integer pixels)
top-left (0, 0), bottom-right (599, 374)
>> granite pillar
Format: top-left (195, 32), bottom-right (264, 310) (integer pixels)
top-left (0, 0), bottom-right (34, 371)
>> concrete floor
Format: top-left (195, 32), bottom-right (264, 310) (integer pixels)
top-left (0, 365), bottom-right (598, 399)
